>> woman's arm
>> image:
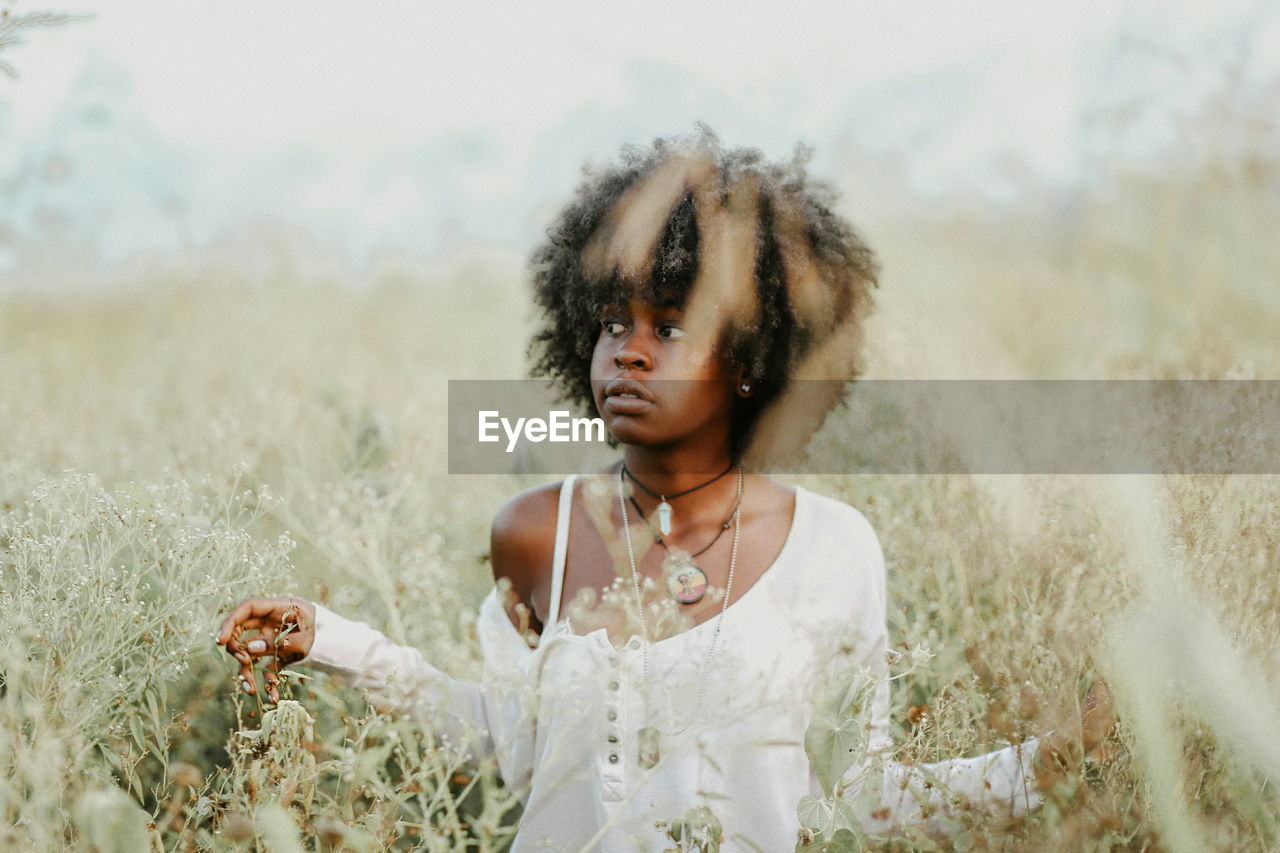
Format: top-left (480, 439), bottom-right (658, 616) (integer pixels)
top-left (298, 603), bottom-right (497, 760)
top-left (828, 504), bottom-right (1044, 838)
top-left (844, 673), bottom-right (1043, 838)
top-left (266, 487), bottom-right (557, 763)
top-left (217, 595), bottom-right (498, 760)
top-left (217, 489), bottom-right (555, 786)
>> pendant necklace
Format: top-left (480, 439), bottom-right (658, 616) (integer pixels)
top-left (622, 461), bottom-right (735, 539)
top-left (622, 462), bottom-right (736, 604)
top-left (627, 490), bottom-right (740, 605)
top-left (618, 463), bottom-right (742, 770)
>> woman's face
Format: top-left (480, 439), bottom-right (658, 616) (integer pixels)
top-left (590, 296), bottom-right (739, 454)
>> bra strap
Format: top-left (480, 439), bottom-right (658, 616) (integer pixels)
top-left (543, 474), bottom-right (577, 636)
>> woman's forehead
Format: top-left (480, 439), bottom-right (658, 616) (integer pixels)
top-left (601, 289), bottom-right (687, 311)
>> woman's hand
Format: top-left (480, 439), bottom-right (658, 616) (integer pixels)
top-left (216, 597), bottom-right (316, 702)
top-left (1034, 680), bottom-right (1119, 793)
top-left (1081, 679), bottom-right (1119, 762)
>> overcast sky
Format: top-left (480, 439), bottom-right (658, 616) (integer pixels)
top-left (1, 0), bottom-right (1276, 271)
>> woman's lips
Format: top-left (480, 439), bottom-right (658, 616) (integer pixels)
top-left (603, 393), bottom-right (654, 415)
top-left (602, 377), bottom-right (654, 415)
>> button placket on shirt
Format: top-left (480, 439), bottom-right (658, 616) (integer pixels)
top-left (600, 638), bottom-right (627, 800)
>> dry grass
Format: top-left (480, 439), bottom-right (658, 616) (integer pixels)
top-left (1, 126), bottom-right (1278, 850)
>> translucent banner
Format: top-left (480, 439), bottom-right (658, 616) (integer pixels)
top-left (447, 380), bottom-right (1280, 474)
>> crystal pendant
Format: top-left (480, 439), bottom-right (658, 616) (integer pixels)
top-left (638, 725), bottom-right (661, 769)
top-left (656, 500), bottom-right (672, 536)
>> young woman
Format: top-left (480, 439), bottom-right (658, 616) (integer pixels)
top-left (218, 132), bottom-right (1109, 851)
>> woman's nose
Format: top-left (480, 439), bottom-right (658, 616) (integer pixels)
top-left (614, 333), bottom-right (652, 370)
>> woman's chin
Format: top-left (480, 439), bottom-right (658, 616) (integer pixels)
top-left (606, 421), bottom-right (666, 449)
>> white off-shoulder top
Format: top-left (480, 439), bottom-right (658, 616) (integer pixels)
top-left (303, 478), bottom-right (1043, 851)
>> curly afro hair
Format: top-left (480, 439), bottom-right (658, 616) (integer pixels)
top-left (527, 127), bottom-right (880, 460)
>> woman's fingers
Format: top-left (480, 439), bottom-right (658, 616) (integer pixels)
top-left (223, 622), bottom-right (273, 661)
top-left (216, 597), bottom-right (315, 700)
top-left (1037, 679), bottom-right (1122, 792)
top-left (1033, 732), bottom-right (1075, 793)
top-left (1082, 679), bottom-right (1118, 755)
top-left (216, 598), bottom-right (290, 645)
top-left (271, 632), bottom-right (302, 663)
top-left (218, 599), bottom-right (263, 645)
top-left (241, 626), bottom-right (303, 661)
top-left (242, 625), bottom-right (278, 655)
top-left (217, 601), bottom-right (294, 661)
top-left (222, 632), bottom-right (252, 667)
top-left (239, 656), bottom-right (258, 695)
top-left (218, 599), bottom-right (283, 697)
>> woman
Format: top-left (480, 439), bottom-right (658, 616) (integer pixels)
top-left (218, 131), bottom-right (1108, 850)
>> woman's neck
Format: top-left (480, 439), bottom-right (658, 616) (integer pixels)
top-left (617, 442), bottom-right (740, 534)
top-left (620, 443), bottom-right (735, 496)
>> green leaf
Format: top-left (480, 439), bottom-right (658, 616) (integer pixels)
top-left (813, 828), bottom-right (862, 853)
top-left (804, 711), bottom-right (868, 797)
top-left (74, 787), bottom-right (152, 853)
top-left (797, 795), bottom-right (828, 831)
top-left (99, 743), bottom-right (124, 772)
top-left (128, 770), bottom-right (143, 801)
top-left (128, 714), bottom-right (146, 754)
top-left (796, 795), bottom-right (858, 836)
top-left (805, 665), bottom-right (880, 796)
top-left (844, 755), bottom-right (889, 826)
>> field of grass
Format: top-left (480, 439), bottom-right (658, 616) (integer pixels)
top-left (2, 149), bottom-right (1279, 852)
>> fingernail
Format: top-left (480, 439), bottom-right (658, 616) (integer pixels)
top-left (247, 639), bottom-right (267, 653)
top-left (241, 680), bottom-right (253, 694)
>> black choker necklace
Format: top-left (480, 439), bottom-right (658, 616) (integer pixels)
top-left (618, 464), bottom-right (745, 604)
top-left (621, 461), bottom-right (735, 537)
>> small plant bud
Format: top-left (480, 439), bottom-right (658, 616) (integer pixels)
top-left (170, 762), bottom-right (202, 787)
top-left (315, 818), bottom-right (346, 846)
top-left (222, 812), bottom-right (254, 841)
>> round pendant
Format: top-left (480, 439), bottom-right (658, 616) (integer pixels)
top-left (638, 726), bottom-right (661, 769)
top-left (664, 554), bottom-right (708, 604)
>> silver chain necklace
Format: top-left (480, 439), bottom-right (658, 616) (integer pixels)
top-left (617, 463), bottom-right (743, 769)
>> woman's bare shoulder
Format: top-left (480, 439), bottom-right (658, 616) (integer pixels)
top-left (489, 481), bottom-right (564, 592)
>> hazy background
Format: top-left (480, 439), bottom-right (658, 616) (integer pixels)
top-left (3, 0), bottom-right (1278, 281)
top-left (3, 4), bottom-right (1280, 850)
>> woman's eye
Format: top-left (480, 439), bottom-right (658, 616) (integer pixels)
top-left (601, 320), bottom-right (627, 336)
top-left (658, 324), bottom-right (685, 340)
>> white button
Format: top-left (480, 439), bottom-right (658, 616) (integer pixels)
top-left (608, 681), bottom-right (619, 691)
top-left (627, 638), bottom-right (641, 650)
top-left (607, 734), bottom-right (618, 743)
top-left (608, 753), bottom-right (619, 763)
top-left (609, 656), bottom-right (619, 666)
top-left (607, 710), bottom-right (617, 721)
